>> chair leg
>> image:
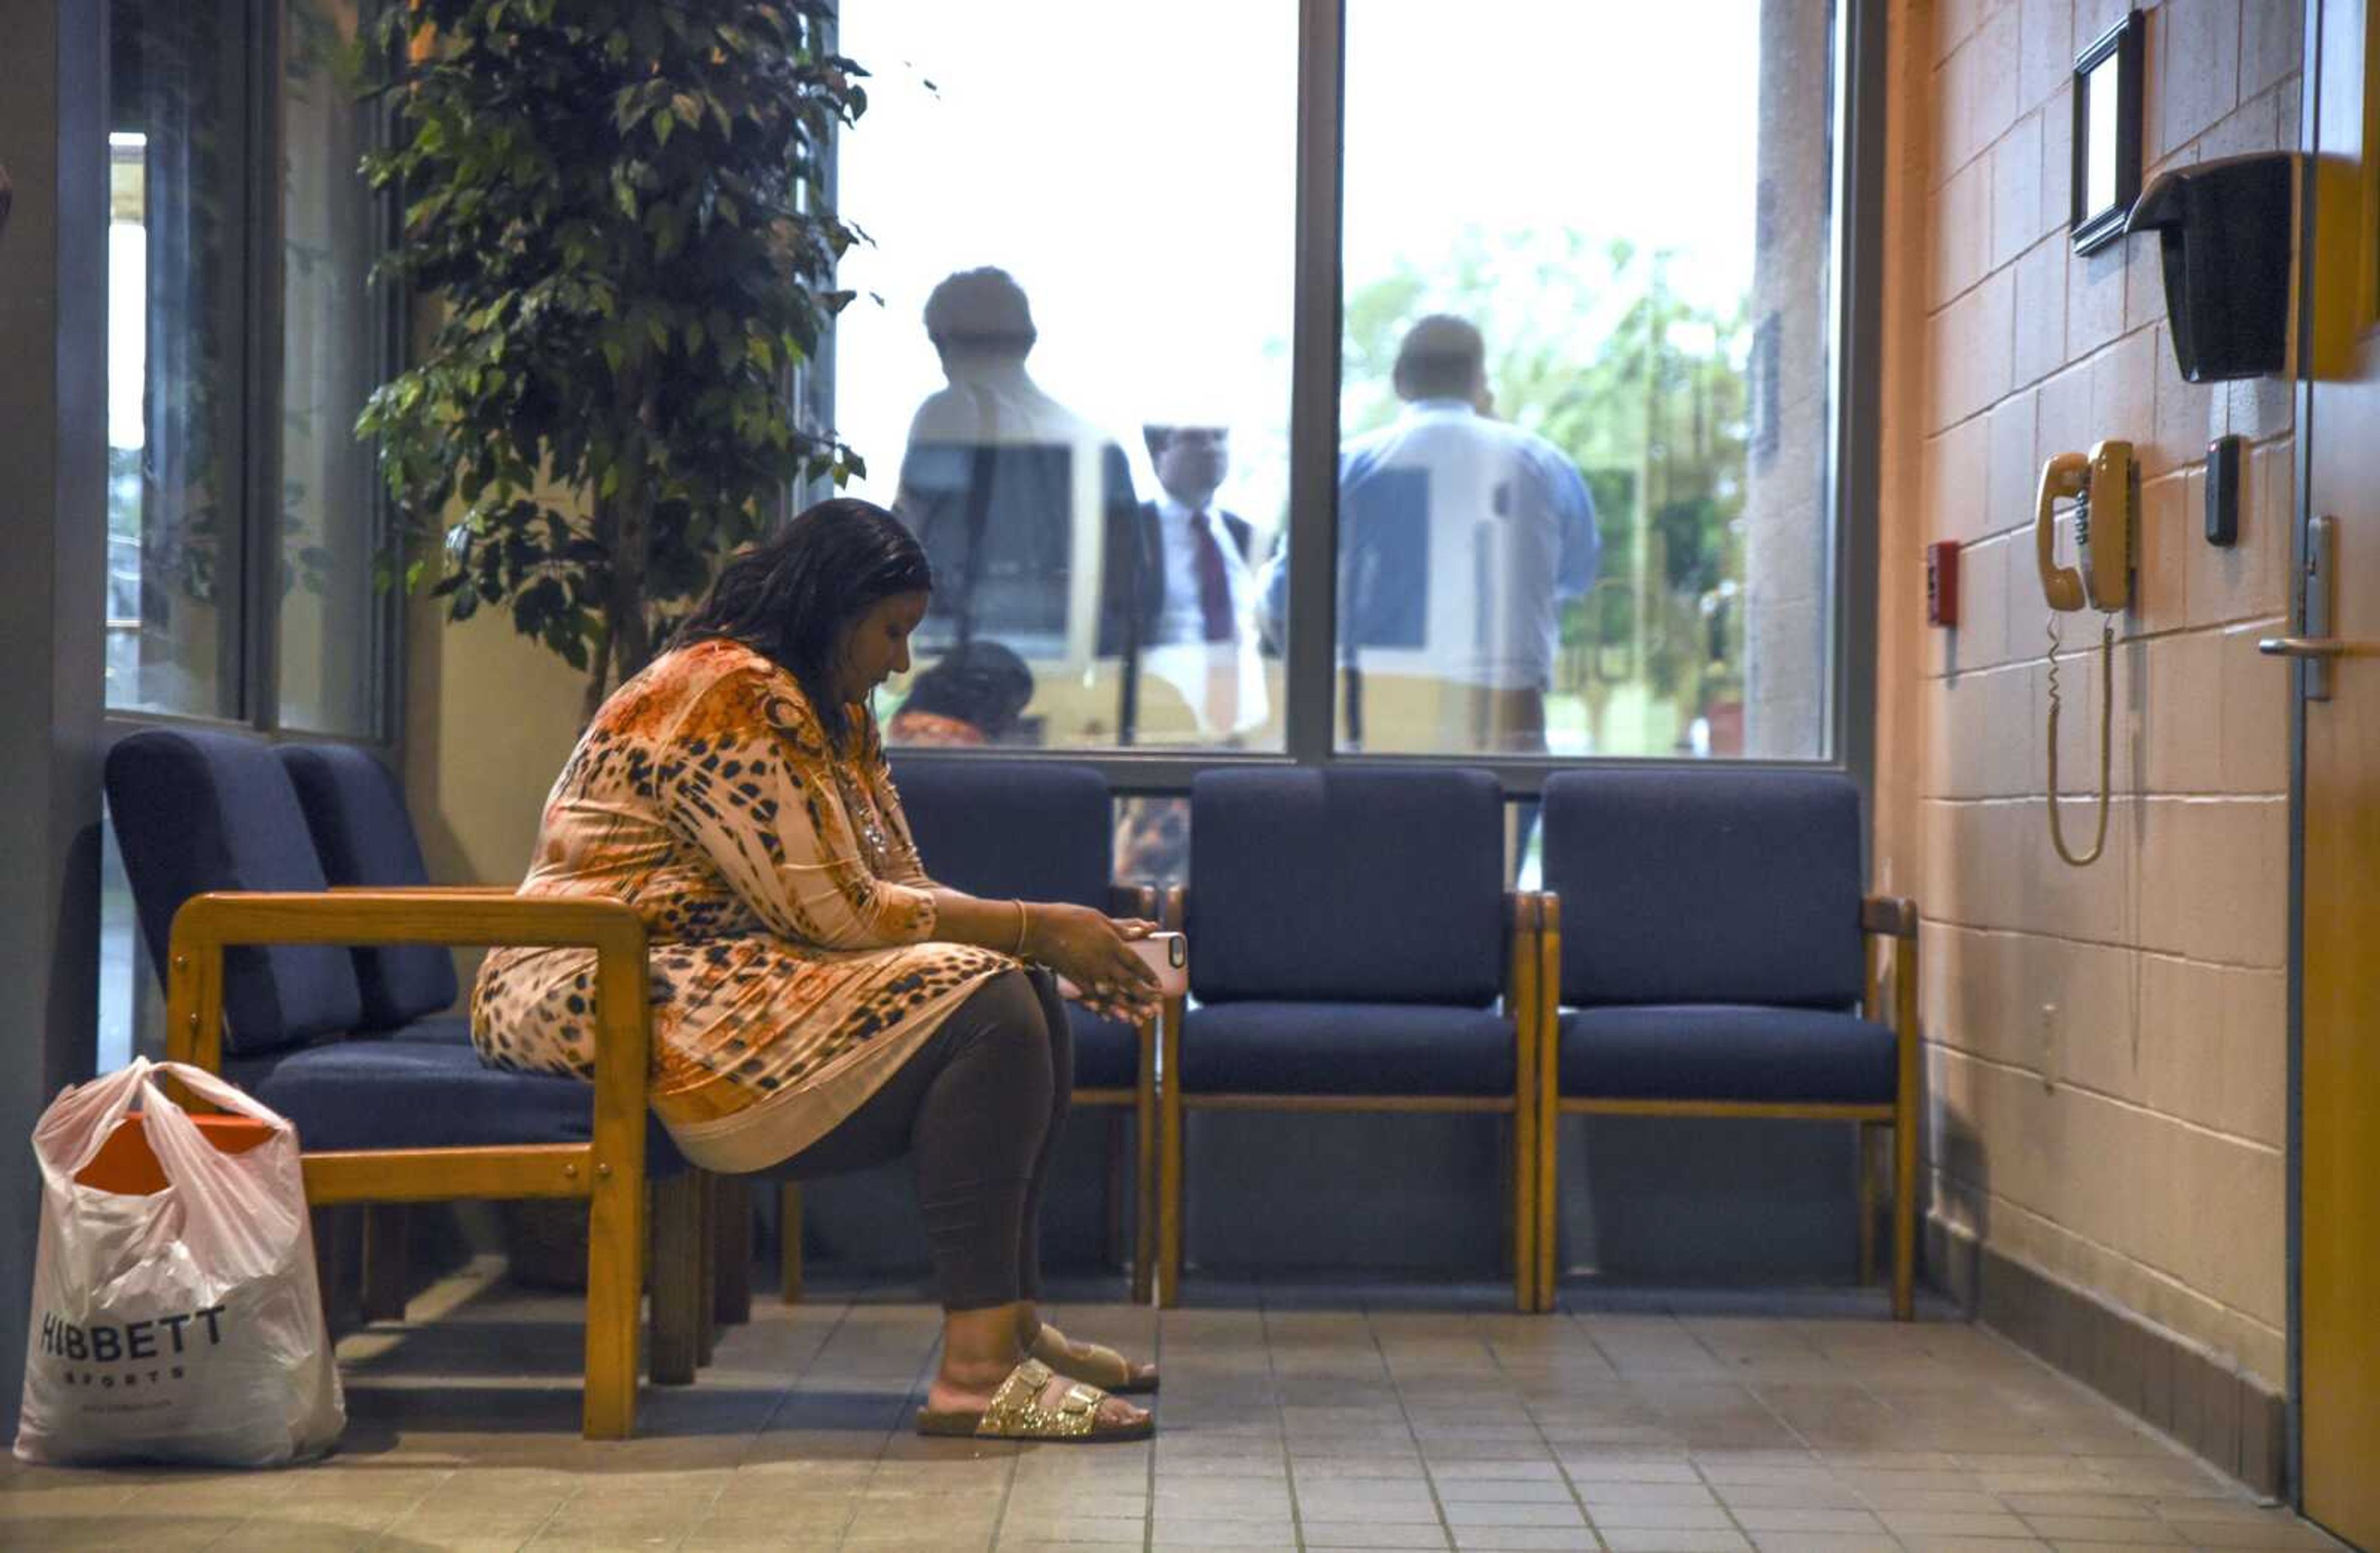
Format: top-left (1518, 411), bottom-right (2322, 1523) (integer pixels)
top-left (695, 1172), bottom-right (719, 1366)
top-left (1892, 1114), bottom-right (1917, 1322)
top-left (1105, 1110), bottom-right (1129, 1273)
top-left (713, 1174), bottom-right (753, 1327)
top-left (778, 1182), bottom-right (804, 1304)
top-left (1537, 1099), bottom-right (1560, 1314)
top-left (650, 1172), bottom-right (703, 1386)
top-left (583, 1165), bottom-right (649, 1440)
top-left (1159, 1084), bottom-right (1184, 1309)
top-left (1132, 1082), bottom-right (1157, 1307)
top-left (1510, 1106), bottom-right (1534, 1314)
top-left (1856, 1122), bottom-right (1876, 1288)
top-left (359, 1205), bottom-right (412, 1322)
top-left (311, 1205), bottom-right (361, 1334)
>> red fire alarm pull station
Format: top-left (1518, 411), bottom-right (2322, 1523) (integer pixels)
top-left (1926, 540), bottom-right (1961, 627)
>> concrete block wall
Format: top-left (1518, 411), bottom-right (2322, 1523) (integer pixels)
top-left (1879, 0), bottom-right (2299, 1401)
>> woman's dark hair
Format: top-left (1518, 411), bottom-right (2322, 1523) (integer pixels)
top-left (674, 498), bottom-right (933, 748)
top-left (896, 640), bottom-right (1035, 739)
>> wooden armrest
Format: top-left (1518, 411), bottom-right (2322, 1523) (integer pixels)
top-left (1161, 884), bottom-right (1186, 931)
top-left (328, 884), bottom-right (517, 897)
top-left (171, 890), bottom-right (644, 953)
top-left (165, 891), bottom-right (650, 1082)
top-left (1861, 895), bottom-right (1919, 939)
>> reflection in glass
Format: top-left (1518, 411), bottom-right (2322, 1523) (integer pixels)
top-left (278, 0), bottom-right (384, 736)
top-left (834, 2), bottom-right (1295, 752)
top-left (2086, 56), bottom-right (2120, 218)
top-left (105, 0), bottom-right (246, 718)
top-left (1328, 0), bottom-right (1835, 760)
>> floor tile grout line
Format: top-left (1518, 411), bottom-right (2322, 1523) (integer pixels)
top-left (1263, 1294), bottom-right (1316, 1552)
top-left (1144, 1303), bottom-right (1160, 1553)
top-left (736, 1290), bottom-right (860, 1451)
top-left (1483, 1309), bottom-right (1610, 1552)
top-left (1361, 1300), bottom-right (1470, 1553)
top-left (732, 1291), bottom-right (871, 1552)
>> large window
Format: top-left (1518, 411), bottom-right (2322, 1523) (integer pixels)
top-left (98, 0), bottom-right (399, 1069)
top-left (834, 2), bottom-right (1297, 754)
top-left (839, 1), bottom-right (1854, 770)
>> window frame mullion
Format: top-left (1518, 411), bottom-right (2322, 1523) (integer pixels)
top-left (1280, 0), bottom-right (1346, 769)
top-left (240, 0), bottom-right (287, 736)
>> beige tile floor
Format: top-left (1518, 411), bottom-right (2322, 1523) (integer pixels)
top-left (0, 1264), bottom-right (2345, 1552)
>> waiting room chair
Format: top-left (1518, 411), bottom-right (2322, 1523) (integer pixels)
top-left (1161, 767), bottom-right (1540, 1311)
top-left (275, 739), bottom-right (733, 1368)
top-left (1533, 767), bottom-right (1919, 1318)
top-left (107, 728), bottom-right (689, 1436)
top-left (833, 755), bottom-right (1161, 1304)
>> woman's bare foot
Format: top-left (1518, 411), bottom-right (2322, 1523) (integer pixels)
top-left (1019, 1316), bottom-right (1159, 1393)
top-left (928, 1301), bottom-right (1147, 1430)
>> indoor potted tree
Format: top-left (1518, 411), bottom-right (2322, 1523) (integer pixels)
top-left (360, 0), bottom-right (870, 723)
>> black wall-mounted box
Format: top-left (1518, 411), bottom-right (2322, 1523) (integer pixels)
top-left (2125, 152), bottom-right (2298, 383)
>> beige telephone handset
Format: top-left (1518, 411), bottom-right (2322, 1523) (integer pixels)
top-left (2034, 439), bottom-right (2134, 867)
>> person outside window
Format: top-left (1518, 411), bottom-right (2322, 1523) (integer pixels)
top-left (474, 499), bottom-right (1161, 1442)
top-left (1097, 423), bottom-right (1269, 742)
top-left (893, 267), bottom-right (1141, 737)
top-left (1264, 314), bottom-right (1600, 755)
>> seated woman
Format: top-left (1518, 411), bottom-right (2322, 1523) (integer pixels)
top-left (474, 498), bottom-right (1163, 1443)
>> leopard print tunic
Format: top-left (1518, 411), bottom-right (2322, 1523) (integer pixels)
top-left (471, 638), bottom-right (1011, 1172)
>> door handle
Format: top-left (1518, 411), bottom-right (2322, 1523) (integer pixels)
top-left (2292, 516), bottom-right (2342, 700)
top-left (2257, 636), bottom-right (2348, 658)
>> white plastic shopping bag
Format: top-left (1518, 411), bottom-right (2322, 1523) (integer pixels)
top-left (13, 1057), bottom-right (344, 1466)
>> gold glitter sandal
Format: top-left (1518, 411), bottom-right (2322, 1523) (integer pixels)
top-left (914, 1357), bottom-right (1153, 1442)
top-left (1031, 1321), bottom-right (1160, 1394)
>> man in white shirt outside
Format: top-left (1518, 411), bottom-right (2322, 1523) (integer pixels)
top-left (1265, 314), bottom-right (1599, 755)
top-left (894, 268), bottom-right (1140, 726)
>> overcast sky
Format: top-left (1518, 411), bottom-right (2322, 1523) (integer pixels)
top-left (832, 1), bottom-right (1768, 534)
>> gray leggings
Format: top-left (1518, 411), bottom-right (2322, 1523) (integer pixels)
top-left (772, 968), bottom-right (1072, 1311)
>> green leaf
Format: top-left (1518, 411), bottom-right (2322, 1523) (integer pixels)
top-left (653, 106), bottom-right (677, 146)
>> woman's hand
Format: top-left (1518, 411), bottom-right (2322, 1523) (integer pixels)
top-left (1028, 904), bottom-right (1164, 1023)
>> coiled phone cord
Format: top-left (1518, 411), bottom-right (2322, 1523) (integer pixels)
top-left (2044, 614), bottom-right (2115, 867)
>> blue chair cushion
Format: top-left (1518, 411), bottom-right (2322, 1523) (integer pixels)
top-left (105, 728), bottom-right (363, 1055)
top-left (227, 1037), bottom-right (685, 1171)
top-left (1189, 767), bottom-right (1506, 1005)
top-left (383, 1013), bottom-right (474, 1044)
top-left (888, 757), bottom-right (1114, 910)
top-left (278, 742), bottom-right (462, 1032)
top-left (1541, 768), bottom-right (1866, 1008)
top-left (1179, 1003), bottom-right (1517, 1098)
top-left (1558, 1005), bottom-right (1897, 1104)
top-left (1068, 1005), bottom-right (1140, 1092)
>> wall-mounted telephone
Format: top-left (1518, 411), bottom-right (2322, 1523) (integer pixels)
top-left (2035, 439), bottom-right (2135, 868)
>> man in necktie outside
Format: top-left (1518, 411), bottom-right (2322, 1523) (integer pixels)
top-left (1096, 423), bottom-right (1269, 744)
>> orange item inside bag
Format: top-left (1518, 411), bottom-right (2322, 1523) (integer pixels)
top-left (73, 1111), bottom-right (277, 1196)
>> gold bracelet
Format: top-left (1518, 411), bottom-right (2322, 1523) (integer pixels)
top-left (1010, 898), bottom-right (1029, 957)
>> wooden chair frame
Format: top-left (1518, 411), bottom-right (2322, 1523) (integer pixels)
top-left (1530, 894), bottom-right (1922, 1319)
top-left (778, 882), bottom-right (1165, 1308)
top-left (1157, 887), bottom-right (1543, 1313)
top-left (165, 887), bottom-right (654, 1439)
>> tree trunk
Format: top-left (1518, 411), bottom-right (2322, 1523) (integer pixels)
top-left (582, 391), bottom-right (656, 726)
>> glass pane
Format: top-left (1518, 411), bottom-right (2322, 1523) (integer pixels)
top-left (277, 0), bottom-right (384, 737)
top-left (1326, 0), bottom-right (1835, 760)
top-left (105, 0), bottom-right (247, 719)
top-left (835, 3), bottom-right (1295, 753)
